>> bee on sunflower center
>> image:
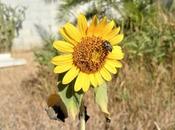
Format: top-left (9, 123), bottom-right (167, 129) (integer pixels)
top-left (102, 40), bottom-right (113, 52)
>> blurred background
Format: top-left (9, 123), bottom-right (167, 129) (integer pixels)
top-left (0, 0), bottom-right (175, 130)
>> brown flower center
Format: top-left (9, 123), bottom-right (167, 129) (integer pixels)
top-left (73, 36), bottom-right (109, 73)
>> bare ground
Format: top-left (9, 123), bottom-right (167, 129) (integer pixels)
top-left (0, 52), bottom-right (175, 130)
top-left (0, 52), bottom-right (106, 130)
top-left (0, 52), bottom-right (64, 130)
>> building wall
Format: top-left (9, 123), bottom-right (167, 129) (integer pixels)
top-left (1, 0), bottom-right (58, 50)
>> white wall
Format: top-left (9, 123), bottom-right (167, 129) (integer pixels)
top-left (1, 0), bottom-right (58, 50)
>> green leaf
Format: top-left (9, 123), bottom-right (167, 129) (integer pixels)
top-left (94, 83), bottom-right (110, 116)
top-left (57, 74), bottom-right (83, 120)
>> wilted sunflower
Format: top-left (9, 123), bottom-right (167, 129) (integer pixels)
top-left (52, 14), bottom-right (124, 92)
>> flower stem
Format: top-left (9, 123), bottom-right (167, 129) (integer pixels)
top-left (79, 101), bottom-right (85, 130)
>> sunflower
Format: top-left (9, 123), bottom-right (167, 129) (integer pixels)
top-left (51, 14), bottom-right (124, 92)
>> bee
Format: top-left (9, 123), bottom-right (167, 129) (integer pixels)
top-left (102, 40), bottom-right (113, 52)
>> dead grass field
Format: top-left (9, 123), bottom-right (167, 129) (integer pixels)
top-left (0, 52), bottom-right (107, 130)
top-left (0, 52), bottom-right (175, 130)
top-left (0, 52), bottom-right (66, 130)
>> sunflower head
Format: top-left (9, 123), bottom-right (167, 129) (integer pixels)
top-left (51, 14), bottom-right (124, 92)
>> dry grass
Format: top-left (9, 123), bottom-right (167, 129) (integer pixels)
top-left (0, 52), bottom-right (65, 130)
top-left (0, 52), bottom-right (175, 130)
top-left (108, 62), bottom-right (175, 130)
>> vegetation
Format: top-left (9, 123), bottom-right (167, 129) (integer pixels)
top-left (34, 25), bottom-right (57, 69)
top-left (57, 0), bottom-right (175, 63)
top-left (33, 25), bottom-right (57, 95)
top-left (33, 0), bottom-right (175, 129)
top-left (0, 2), bottom-right (25, 52)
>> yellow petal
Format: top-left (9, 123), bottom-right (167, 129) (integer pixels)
top-left (82, 73), bottom-right (90, 92)
top-left (64, 23), bottom-right (82, 42)
top-left (89, 74), bottom-right (98, 87)
top-left (74, 72), bottom-right (84, 92)
top-left (97, 17), bottom-right (107, 28)
top-left (100, 20), bottom-right (115, 37)
top-left (109, 34), bottom-right (124, 45)
top-left (107, 46), bottom-right (124, 60)
top-left (94, 17), bottom-right (107, 36)
top-left (109, 60), bottom-right (123, 68)
top-left (51, 55), bottom-right (73, 65)
top-left (53, 40), bottom-right (74, 53)
top-left (51, 54), bottom-right (72, 65)
top-left (78, 14), bottom-right (88, 36)
top-left (94, 72), bottom-right (104, 86)
top-left (100, 67), bottom-right (112, 81)
top-left (104, 60), bottom-right (117, 74)
top-left (103, 27), bottom-right (120, 40)
top-left (62, 65), bottom-right (79, 84)
top-left (54, 63), bottom-right (72, 73)
top-left (59, 28), bottom-right (77, 45)
top-left (87, 15), bottom-right (98, 36)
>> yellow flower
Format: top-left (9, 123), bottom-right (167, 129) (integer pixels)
top-left (52, 14), bottom-right (124, 92)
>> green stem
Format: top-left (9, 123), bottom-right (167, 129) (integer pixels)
top-left (80, 111), bottom-right (85, 130)
top-left (79, 101), bottom-right (85, 130)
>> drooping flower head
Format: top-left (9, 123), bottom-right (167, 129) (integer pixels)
top-left (52, 14), bottom-right (124, 92)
